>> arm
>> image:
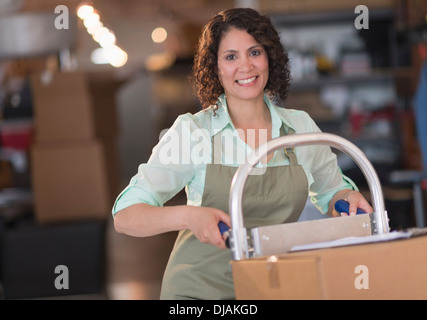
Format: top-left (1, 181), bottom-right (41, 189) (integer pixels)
top-left (114, 203), bottom-right (231, 249)
top-left (112, 117), bottom-right (229, 249)
top-left (113, 113), bottom-right (231, 249)
top-left (301, 116), bottom-right (372, 217)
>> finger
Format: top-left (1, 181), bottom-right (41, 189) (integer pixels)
top-left (360, 203), bottom-right (373, 214)
top-left (215, 210), bottom-right (231, 227)
top-left (212, 230), bottom-right (226, 249)
top-left (348, 202), bottom-right (358, 216)
top-left (221, 217), bottom-right (231, 228)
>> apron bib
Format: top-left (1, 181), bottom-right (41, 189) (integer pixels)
top-left (160, 127), bottom-right (308, 300)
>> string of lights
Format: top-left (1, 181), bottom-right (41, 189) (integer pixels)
top-left (76, 3), bottom-right (128, 68)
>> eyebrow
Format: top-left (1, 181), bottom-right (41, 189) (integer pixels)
top-left (222, 44), bottom-right (263, 55)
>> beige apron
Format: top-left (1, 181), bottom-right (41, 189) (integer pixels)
top-left (160, 126), bottom-right (308, 300)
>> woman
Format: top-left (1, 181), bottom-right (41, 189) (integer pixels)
top-left (113, 8), bottom-right (373, 299)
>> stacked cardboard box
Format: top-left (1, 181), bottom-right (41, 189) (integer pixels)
top-left (30, 71), bottom-right (120, 223)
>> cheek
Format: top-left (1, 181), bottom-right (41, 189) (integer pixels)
top-left (260, 59), bottom-right (269, 83)
top-left (217, 65), bottom-right (232, 85)
top-left (217, 63), bottom-right (226, 76)
top-left (260, 57), bottom-right (269, 74)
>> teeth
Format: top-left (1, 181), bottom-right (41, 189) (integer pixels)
top-left (237, 76), bottom-right (256, 84)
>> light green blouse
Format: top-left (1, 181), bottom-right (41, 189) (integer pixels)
top-left (112, 94), bottom-right (357, 217)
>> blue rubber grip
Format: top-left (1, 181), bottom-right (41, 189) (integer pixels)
top-left (218, 221), bottom-right (230, 235)
top-left (335, 199), bottom-right (366, 215)
top-left (218, 221), bottom-right (230, 248)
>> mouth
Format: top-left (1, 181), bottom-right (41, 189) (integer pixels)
top-left (236, 76), bottom-right (258, 85)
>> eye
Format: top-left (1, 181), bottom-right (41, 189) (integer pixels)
top-left (225, 54), bottom-right (236, 61)
top-left (250, 50), bottom-right (262, 57)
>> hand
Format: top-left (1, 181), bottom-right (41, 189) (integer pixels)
top-left (337, 190), bottom-right (373, 216)
top-left (185, 206), bottom-right (231, 249)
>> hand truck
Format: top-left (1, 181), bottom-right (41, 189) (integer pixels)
top-left (226, 133), bottom-right (390, 260)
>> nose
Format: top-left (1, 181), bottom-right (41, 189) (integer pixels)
top-left (238, 55), bottom-right (253, 72)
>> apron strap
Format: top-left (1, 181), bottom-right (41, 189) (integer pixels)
top-left (211, 131), bottom-right (222, 164)
top-left (280, 126), bottom-right (298, 166)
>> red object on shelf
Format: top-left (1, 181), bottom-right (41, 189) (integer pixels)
top-left (0, 121), bottom-right (33, 150)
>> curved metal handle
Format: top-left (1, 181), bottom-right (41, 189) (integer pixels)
top-left (229, 133), bottom-right (389, 260)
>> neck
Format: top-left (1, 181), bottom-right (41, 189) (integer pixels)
top-left (225, 94), bottom-right (270, 129)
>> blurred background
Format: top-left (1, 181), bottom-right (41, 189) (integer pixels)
top-left (0, 0), bottom-right (426, 299)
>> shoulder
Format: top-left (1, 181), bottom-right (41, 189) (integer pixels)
top-left (160, 108), bottom-right (213, 142)
top-left (273, 104), bottom-right (320, 133)
top-left (173, 108), bottom-right (213, 129)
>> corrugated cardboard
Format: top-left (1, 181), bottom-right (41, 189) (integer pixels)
top-left (86, 71), bottom-right (122, 139)
top-left (232, 235), bottom-right (427, 300)
top-left (30, 72), bottom-right (94, 143)
top-left (99, 137), bottom-right (120, 204)
top-left (30, 71), bottom-right (120, 143)
top-left (31, 140), bottom-right (110, 223)
top-left (232, 256), bottom-right (325, 299)
top-left (29, 71), bottom-right (121, 223)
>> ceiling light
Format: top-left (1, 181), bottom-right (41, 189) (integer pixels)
top-left (92, 26), bottom-right (109, 42)
top-left (77, 4), bottom-right (94, 20)
top-left (77, 3), bottom-right (127, 68)
top-left (86, 21), bottom-right (103, 35)
top-left (83, 12), bottom-right (100, 29)
top-left (91, 46), bottom-right (128, 67)
top-left (90, 47), bottom-right (108, 64)
top-left (151, 27), bottom-right (168, 43)
top-left (99, 31), bottom-right (116, 48)
top-left (104, 45), bottom-right (128, 68)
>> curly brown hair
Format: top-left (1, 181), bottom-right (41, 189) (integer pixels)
top-left (191, 7), bottom-right (291, 109)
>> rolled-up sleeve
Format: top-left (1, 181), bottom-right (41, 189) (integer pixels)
top-left (309, 147), bottom-right (358, 214)
top-left (306, 119), bottom-right (358, 214)
top-left (112, 114), bottom-right (196, 216)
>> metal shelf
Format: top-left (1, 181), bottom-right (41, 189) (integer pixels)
top-left (290, 70), bottom-right (395, 91)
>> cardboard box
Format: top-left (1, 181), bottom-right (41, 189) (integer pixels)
top-left (31, 140), bottom-right (110, 223)
top-left (232, 235), bottom-right (427, 300)
top-left (86, 71), bottom-right (122, 139)
top-left (30, 72), bottom-right (94, 143)
top-left (98, 137), bottom-right (120, 204)
top-left (30, 71), bottom-right (120, 143)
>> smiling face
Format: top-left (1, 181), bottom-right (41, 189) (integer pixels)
top-left (217, 27), bottom-right (269, 104)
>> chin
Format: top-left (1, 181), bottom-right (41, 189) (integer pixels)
top-left (236, 90), bottom-right (264, 101)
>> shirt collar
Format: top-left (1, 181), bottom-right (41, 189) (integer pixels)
top-left (211, 93), bottom-right (296, 137)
